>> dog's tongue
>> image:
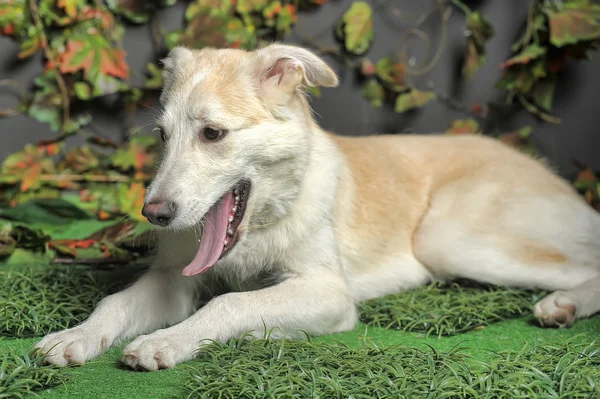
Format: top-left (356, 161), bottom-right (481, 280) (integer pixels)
top-left (182, 192), bottom-right (234, 276)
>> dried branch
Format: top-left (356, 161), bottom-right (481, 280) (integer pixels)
top-left (29, 0), bottom-right (70, 133)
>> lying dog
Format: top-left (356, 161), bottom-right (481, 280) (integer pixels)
top-left (36, 44), bottom-right (600, 370)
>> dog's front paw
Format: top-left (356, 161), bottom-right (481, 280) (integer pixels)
top-left (534, 291), bottom-right (578, 328)
top-left (35, 327), bottom-right (110, 367)
top-left (121, 330), bottom-right (195, 371)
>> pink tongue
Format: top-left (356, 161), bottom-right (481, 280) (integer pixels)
top-left (182, 192), bottom-right (234, 276)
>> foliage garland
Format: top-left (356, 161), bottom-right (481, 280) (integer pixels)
top-left (0, 0), bottom-right (599, 265)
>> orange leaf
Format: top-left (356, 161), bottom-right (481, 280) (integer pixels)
top-left (58, 0), bottom-right (78, 17)
top-left (20, 163), bottom-right (41, 192)
top-left (100, 48), bottom-right (129, 79)
top-left (59, 41), bottom-right (94, 77)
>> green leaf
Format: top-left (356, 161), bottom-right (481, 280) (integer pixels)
top-left (0, 198), bottom-right (92, 226)
top-left (168, 8), bottom-right (255, 50)
top-left (110, 135), bottom-right (158, 173)
top-left (501, 44), bottom-right (547, 69)
top-left (375, 56), bottom-right (407, 92)
top-left (117, 182), bottom-right (146, 222)
top-left (496, 67), bottom-right (537, 94)
top-left (186, 0), bottom-right (232, 19)
top-left (547, 4), bottom-right (600, 47)
top-left (337, 1), bottom-right (373, 55)
top-left (0, 0), bottom-right (29, 39)
top-left (236, 0), bottom-right (268, 14)
top-left (144, 63), bottom-right (163, 89)
top-left (1, 144), bottom-right (55, 192)
top-left (74, 82), bottom-right (92, 100)
top-left (446, 119), bottom-right (480, 135)
top-left (361, 79), bottom-right (384, 108)
top-left (530, 77), bottom-right (556, 111)
top-left (57, 146), bottom-right (100, 173)
top-left (394, 90), bottom-right (437, 113)
top-left (27, 71), bottom-right (92, 133)
top-left (105, 0), bottom-right (149, 24)
top-left (463, 11), bottom-right (495, 77)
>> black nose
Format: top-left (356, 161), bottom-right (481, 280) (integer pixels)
top-left (141, 201), bottom-right (177, 226)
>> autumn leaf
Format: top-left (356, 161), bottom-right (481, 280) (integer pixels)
top-left (110, 135), bottom-right (158, 173)
top-left (446, 119), bottom-right (480, 135)
top-left (547, 4), bottom-right (600, 47)
top-left (375, 56), bottom-right (406, 92)
top-left (0, 0), bottom-right (28, 38)
top-left (501, 44), bottom-right (547, 69)
top-left (57, 0), bottom-right (84, 18)
top-left (185, 0), bottom-right (233, 19)
top-left (58, 146), bottom-right (99, 173)
top-left (395, 90), bottom-right (436, 113)
top-left (59, 39), bottom-right (129, 80)
top-left (1, 145), bottom-right (55, 192)
top-left (236, 0), bottom-right (268, 15)
top-left (496, 67), bottom-right (537, 94)
top-left (337, 1), bottom-right (373, 55)
top-left (360, 58), bottom-right (376, 76)
top-left (167, 8), bottom-right (254, 50)
top-left (361, 79), bottom-right (384, 108)
top-left (463, 11), bottom-right (495, 77)
top-left (118, 182), bottom-right (146, 221)
top-left (498, 126), bottom-right (539, 156)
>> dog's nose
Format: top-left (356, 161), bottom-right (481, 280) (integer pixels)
top-left (141, 201), bottom-right (177, 226)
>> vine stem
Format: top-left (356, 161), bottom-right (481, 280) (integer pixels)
top-left (517, 95), bottom-right (561, 124)
top-left (29, 0), bottom-right (70, 132)
top-left (0, 79), bottom-right (27, 119)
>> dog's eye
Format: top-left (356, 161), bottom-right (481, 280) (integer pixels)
top-left (202, 127), bottom-right (226, 141)
top-left (157, 126), bottom-right (167, 142)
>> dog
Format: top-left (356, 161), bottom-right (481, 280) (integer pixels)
top-left (36, 43), bottom-right (600, 371)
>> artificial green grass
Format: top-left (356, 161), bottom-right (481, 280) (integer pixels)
top-left (182, 336), bottom-right (600, 399)
top-left (0, 266), bottom-right (599, 398)
top-left (0, 345), bottom-right (70, 398)
top-left (359, 281), bottom-right (548, 337)
top-left (0, 268), bottom-right (120, 338)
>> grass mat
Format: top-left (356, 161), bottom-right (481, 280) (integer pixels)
top-left (0, 268), bottom-right (123, 338)
top-left (0, 344), bottom-right (70, 398)
top-left (183, 336), bottom-right (600, 399)
top-left (359, 281), bottom-right (548, 336)
top-left (0, 266), bottom-right (599, 398)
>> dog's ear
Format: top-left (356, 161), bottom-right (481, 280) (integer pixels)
top-left (160, 47), bottom-right (194, 95)
top-left (255, 44), bottom-right (338, 105)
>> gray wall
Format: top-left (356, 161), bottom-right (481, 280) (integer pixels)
top-left (1, 0), bottom-right (599, 177)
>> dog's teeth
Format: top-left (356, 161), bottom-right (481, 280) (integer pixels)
top-left (224, 239), bottom-right (228, 246)
top-left (227, 228), bottom-right (233, 236)
top-left (228, 215), bottom-right (234, 222)
top-left (235, 196), bottom-right (240, 203)
top-left (234, 189), bottom-right (239, 195)
top-left (232, 206), bottom-right (237, 213)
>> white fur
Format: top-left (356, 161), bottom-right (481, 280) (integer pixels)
top-left (36, 45), bottom-right (600, 370)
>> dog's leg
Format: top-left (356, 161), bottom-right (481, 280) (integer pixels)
top-left (35, 267), bottom-right (198, 366)
top-left (535, 275), bottom-right (600, 328)
top-left (121, 272), bottom-right (356, 370)
top-left (414, 217), bottom-right (600, 328)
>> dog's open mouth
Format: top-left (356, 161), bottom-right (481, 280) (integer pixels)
top-left (182, 180), bottom-right (251, 277)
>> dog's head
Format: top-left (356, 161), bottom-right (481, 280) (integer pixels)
top-left (142, 44), bottom-right (337, 275)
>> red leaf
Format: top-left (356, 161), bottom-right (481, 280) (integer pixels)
top-left (59, 41), bottom-right (94, 76)
top-left (100, 48), bottom-right (129, 79)
top-left (501, 44), bottom-right (546, 69)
